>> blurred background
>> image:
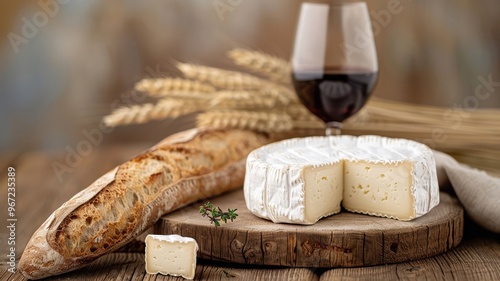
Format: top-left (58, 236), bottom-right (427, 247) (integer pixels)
top-left (1, 0), bottom-right (499, 156)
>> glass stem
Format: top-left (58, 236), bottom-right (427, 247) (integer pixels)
top-left (325, 121), bottom-right (343, 136)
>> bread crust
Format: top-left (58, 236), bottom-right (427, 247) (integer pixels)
top-left (18, 129), bottom-right (269, 279)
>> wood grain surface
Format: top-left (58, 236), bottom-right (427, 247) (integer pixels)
top-left (320, 237), bottom-right (500, 280)
top-left (157, 190), bottom-right (464, 268)
top-left (0, 145), bottom-right (498, 280)
top-left (0, 253), bottom-right (318, 281)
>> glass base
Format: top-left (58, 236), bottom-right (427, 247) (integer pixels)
top-left (325, 121), bottom-right (343, 136)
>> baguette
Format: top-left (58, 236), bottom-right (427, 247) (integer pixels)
top-left (18, 129), bottom-right (269, 279)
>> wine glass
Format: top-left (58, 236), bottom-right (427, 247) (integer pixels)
top-left (291, 1), bottom-right (378, 136)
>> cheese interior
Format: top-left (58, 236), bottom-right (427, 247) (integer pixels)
top-left (303, 164), bottom-right (343, 223)
top-left (343, 160), bottom-right (415, 220)
top-left (145, 234), bottom-right (198, 279)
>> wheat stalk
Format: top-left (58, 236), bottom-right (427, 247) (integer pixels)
top-left (197, 110), bottom-right (293, 133)
top-left (103, 99), bottom-right (203, 127)
top-left (228, 48), bottom-right (291, 83)
top-left (135, 78), bottom-right (215, 96)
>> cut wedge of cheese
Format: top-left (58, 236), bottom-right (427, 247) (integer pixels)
top-left (145, 234), bottom-right (198, 279)
top-left (244, 135), bottom-right (439, 224)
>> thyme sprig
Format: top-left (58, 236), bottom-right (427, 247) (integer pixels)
top-left (199, 202), bottom-right (238, 227)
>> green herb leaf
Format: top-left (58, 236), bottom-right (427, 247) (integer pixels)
top-left (199, 202), bottom-right (239, 227)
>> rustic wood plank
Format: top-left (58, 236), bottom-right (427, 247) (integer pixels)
top-left (194, 262), bottom-right (319, 281)
top-left (319, 237), bottom-right (500, 281)
top-left (243, 230), bottom-right (264, 265)
top-left (363, 231), bottom-right (383, 265)
top-left (2, 253), bottom-right (319, 280)
top-left (2, 236), bottom-right (498, 280)
top-left (261, 230), bottom-right (280, 265)
top-left (158, 189), bottom-right (464, 267)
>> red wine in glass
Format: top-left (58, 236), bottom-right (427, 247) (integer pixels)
top-left (292, 68), bottom-right (378, 124)
top-left (291, 2), bottom-right (378, 136)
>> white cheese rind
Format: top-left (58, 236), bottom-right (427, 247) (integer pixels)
top-left (244, 135), bottom-right (439, 224)
top-left (244, 138), bottom-right (344, 224)
top-left (145, 234), bottom-right (198, 279)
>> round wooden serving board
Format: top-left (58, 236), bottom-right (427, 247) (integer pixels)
top-left (156, 190), bottom-right (463, 268)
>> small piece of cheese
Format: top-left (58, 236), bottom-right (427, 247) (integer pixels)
top-left (244, 135), bottom-right (439, 224)
top-left (145, 234), bottom-right (198, 279)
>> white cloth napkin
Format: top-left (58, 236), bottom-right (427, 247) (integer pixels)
top-left (433, 150), bottom-right (500, 234)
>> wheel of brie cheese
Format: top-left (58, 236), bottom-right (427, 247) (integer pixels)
top-left (244, 135), bottom-right (439, 224)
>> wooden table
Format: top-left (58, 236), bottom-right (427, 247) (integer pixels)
top-left (1, 144), bottom-right (499, 280)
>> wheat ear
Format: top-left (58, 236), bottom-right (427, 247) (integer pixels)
top-left (177, 63), bottom-right (271, 90)
top-left (135, 78), bottom-right (215, 97)
top-left (228, 48), bottom-right (291, 83)
top-left (197, 110), bottom-right (293, 133)
top-left (148, 91), bottom-right (215, 100)
top-left (103, 99), bottom-right (203, 127)
top-left (211, 90), bottom-right (290, 110)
